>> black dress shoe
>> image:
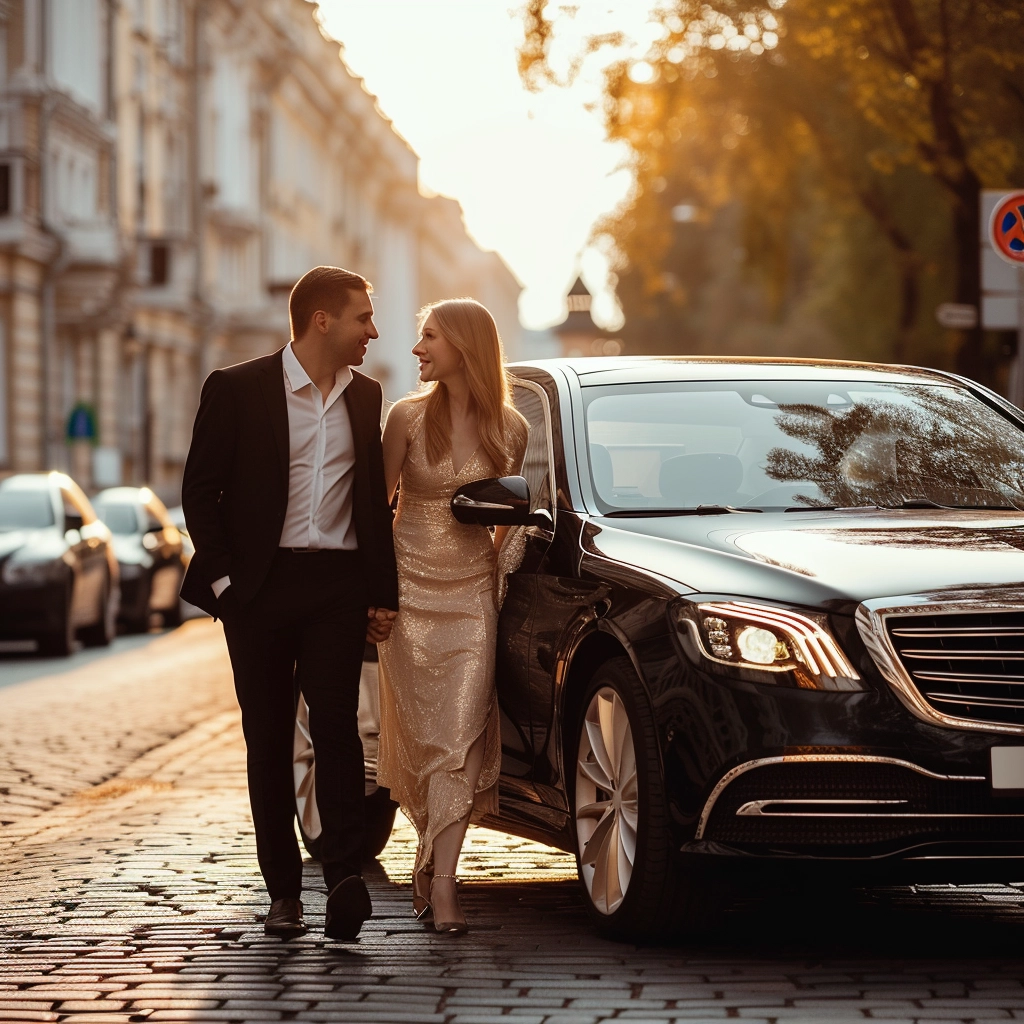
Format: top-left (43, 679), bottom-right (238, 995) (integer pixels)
top-left (264, 898), bottom-right (307, 939)
top-left (324, 875), bottom-right (372, 941)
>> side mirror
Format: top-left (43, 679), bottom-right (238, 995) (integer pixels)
top-left (451, 476), bottom-right (549, 528)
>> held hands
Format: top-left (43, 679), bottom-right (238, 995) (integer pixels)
top-left (366, 606), bottom-right (398, 644)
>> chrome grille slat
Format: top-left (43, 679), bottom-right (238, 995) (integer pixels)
top-left (891, 627), bottom-right (1024, 638)
top-left (926, 692), bottom-right (1024, 710)
top-left (913, 671), bottom-right (1024, 685)
top-left (902, 650), bottom-right (1024, 660)
top-left (885, 609), bottom-right (1024, 728)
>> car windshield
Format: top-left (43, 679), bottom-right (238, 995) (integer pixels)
top-left (584, 380), bottom-right (1024, 512)
top-left (94, 502), bottom-right (140, 535)
top-left (0, 489), bottom-right (55, 530)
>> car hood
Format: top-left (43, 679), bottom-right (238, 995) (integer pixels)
top-left (583, 509), bottom-right (1024, 610)
top-left (0, 527), bottom-right (66, 560)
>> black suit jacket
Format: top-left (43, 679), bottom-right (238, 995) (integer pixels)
top-left (179, 348), bottom-right (399, 616)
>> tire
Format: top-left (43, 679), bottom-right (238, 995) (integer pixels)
top-left (39, 586), bottom-right (74, 657)
top-left (122, 575), bottom-right (152, 634)
top-left (293, 694), bottom-right (324, 859)
top-left (293, 693), bottom-right (399, 862)
top-left (80, 572), bottom-right (116, 647)
top-left (571, 655), bottom-right (724, 940)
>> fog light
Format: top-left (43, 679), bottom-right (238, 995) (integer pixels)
top-left (737, 625), bottom-right (785, 664)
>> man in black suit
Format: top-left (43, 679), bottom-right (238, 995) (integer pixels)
top-left (181, 266), bottom-right (398, 941)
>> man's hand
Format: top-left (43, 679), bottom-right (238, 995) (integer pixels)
top-left (365, 606), bottom-right (398, 644)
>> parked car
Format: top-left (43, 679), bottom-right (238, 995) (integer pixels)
top-left (0, 472), bottom-right (119, 654)
top-left (93, 487), bottom-right (186, 631)
top-left (294, 356), bottom-right (1024, 939)
top-left (164, 505), bottom-right (204, 621)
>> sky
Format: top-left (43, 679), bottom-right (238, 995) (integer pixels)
top-left (315, 1), bottom-right (658, 331)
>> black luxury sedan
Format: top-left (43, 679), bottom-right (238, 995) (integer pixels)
top-left (0, 472), bottom-right (119, 654)
top-left (294, 356), bottom-right (1024, 939)
top-left (93, 487), bottom-right (187, 631)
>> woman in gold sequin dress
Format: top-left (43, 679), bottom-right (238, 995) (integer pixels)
top-left (377, 299), bottom-right (528, 934)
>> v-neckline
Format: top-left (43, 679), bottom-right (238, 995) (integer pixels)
top-left (450, 443), bottom-right (481, 478)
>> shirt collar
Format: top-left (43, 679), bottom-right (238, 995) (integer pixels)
top-left (282, 342), bottom-right (354, 395)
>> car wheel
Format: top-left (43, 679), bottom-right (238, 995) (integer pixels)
top-left (80, 572), bottom-right (116, 647)
top-left (572, 656), bottom-right (722, 940)
top-left (161, 601), bottom-right (182, 628)
top-left (293, 694), bottom-right (324, 860)
top-left (122, 575), bottom-right (152, 634)
top-left (39, 586), bottom-right (74, 657)
top-left (292, 693), bottom-right (398, 862)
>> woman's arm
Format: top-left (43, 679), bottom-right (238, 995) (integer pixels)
top-left (382, 399), bottom-right (411, 504)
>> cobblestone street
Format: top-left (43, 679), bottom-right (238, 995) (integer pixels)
top-left (2, 620), bottom-right (1024, 1024)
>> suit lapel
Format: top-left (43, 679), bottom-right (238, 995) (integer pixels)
top-left (257, 349), bottom-right (290, 489)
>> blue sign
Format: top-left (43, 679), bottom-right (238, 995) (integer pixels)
top-left (66, 402), bottom-right (97, 443)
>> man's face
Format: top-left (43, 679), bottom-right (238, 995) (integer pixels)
top-left (323, 289), bottom-right (378, 366)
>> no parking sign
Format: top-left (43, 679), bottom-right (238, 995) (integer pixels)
top-left (989, 190), bottom-right (1024, 265)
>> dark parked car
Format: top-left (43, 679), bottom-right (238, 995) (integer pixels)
top-left (295, 357), bottom-right (1024, 939)
top-left (0, 472), bottom-right (118, 654)
top-left (93, 487), bottom-right (187, 631)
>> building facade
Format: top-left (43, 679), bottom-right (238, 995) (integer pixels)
top-left (0, 0), bottom-right (522, 502)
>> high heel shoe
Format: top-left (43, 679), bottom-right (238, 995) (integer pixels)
top-left (412, 863), bottom-right (433, 920)
top-left (429, 874), bottom-right (468, 935)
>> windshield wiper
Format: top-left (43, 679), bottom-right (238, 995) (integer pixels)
top-left (605, 505), bottom-right (764, 518)
top-left (783, 500), bottom-right (1024, 512)
top-left (882, 498), bottom-right (1024, 511)
top-left (784, 505), bottom-right (882, 512)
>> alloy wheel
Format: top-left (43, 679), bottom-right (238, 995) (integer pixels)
top-left (575, 686), bottom-right (638, 915)
top-left (292, 695), bottom-right (321, 841)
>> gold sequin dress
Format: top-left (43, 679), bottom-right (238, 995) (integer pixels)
top-left (377, 400), bottom-right (525, 871)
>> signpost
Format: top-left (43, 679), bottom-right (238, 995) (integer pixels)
top-left (983, 191), bottom-right (1024, 407)
top-left (935, 303), bottom-right (978, 330)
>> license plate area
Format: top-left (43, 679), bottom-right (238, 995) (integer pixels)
top-left (991, 747), bottom-right (1024, 797)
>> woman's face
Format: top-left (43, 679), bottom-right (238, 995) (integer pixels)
top-left (413, 312), bottom-right (464, 383)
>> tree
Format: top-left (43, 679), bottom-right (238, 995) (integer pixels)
top-left (520, 0), bottom-right (1024, 379)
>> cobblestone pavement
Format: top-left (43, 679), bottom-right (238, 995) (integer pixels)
top-left (2, 620), bottom-right (1024, 1024)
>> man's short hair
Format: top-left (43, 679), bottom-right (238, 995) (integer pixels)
top-left (288, 266), bottom-right (372, 339)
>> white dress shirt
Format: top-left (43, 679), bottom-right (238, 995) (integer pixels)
top-left (211, 343), bottom-right (358, 598)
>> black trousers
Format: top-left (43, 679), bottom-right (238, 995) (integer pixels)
top-left (221, 549), bottom-right (368, 901)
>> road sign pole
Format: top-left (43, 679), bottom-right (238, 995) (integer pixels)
top-left (1018, 266), bottom-right (1024, 409)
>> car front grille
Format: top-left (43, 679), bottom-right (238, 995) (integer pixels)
top-left (885, 610), bottom-right (1024, 728)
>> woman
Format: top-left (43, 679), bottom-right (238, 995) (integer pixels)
top-left (377, 298), bottom-right (528, 935)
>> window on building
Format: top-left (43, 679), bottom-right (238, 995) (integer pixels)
top-left (0, 164), bottom-right (12, 216)
top-left (149, 242), bottom-right (170, 286)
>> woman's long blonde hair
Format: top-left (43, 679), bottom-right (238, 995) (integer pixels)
top-left (411, 298), bottom-right (525, 475)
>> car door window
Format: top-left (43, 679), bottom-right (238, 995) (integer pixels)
top-left (511, 380), bottom-right (554, 515)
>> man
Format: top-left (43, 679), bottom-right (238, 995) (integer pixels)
top-left (181, 266), bottom-right (398, 941)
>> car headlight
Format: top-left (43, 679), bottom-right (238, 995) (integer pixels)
top-left (2, 557), bottom-right (66, 586)
top-left (671, 599), bottom-right (864, 691)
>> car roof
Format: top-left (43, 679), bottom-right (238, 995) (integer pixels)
top-left (508, 356), bottom-right (956, 388)
top-left (0, 472), bottom-right (67, 492)
top-left (94, 486), bottom-right (149, 503)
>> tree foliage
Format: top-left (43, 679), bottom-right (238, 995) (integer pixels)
top-left (520, 0), bottom-right (1024, 381)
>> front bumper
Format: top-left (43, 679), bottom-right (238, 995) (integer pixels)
top-left (652, 606), bottom-right (1024, 871)
top-left (691, 754), bottom-right (1024, 868)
